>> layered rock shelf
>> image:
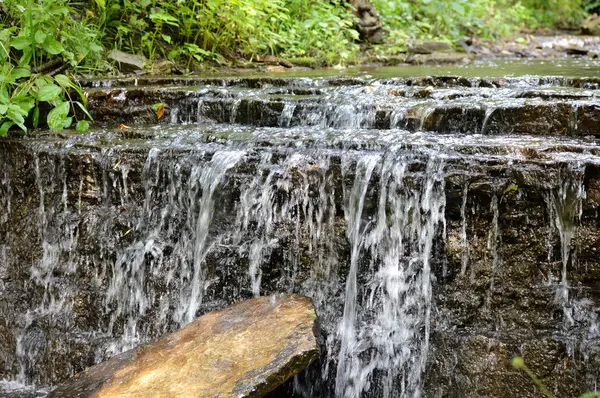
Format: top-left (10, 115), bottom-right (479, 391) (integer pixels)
top-left (83, 75), bottom-right (600, 136)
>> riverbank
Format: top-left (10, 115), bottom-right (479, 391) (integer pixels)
top-left (103, 33), bottom-right (600, 77)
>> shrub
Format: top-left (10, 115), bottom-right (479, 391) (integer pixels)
top-left (0, 0), bottom-right (101, 134)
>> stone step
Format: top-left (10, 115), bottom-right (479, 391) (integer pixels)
top-left (83, 78), bottom-right (600, 136)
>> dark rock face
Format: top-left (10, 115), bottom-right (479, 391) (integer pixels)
top-left (1, 76), bottom-right (599, 398)
top-left (48, 295), bottom-right (319, 398)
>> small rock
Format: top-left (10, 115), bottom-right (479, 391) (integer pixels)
top-left (150, 60), bottom-right (181, 75)
top-left (409, 41), bottom-right (452, 54)
top-left (407, 52), bottom-right (471, 65)
top-left (582, 14), bottom-right (600, 36)
top-left (255, 56), bottom-right (293, 69)
top-left (563, 47), bottom-right (589, 56)
top-left (48, 295), bottom-right (319, 398)
top-left (278, 59), bottom-right (294, 68)
top-left (265, 65), bottom-right (288, 73)
top-left (107, 50), bottom-right (147, 73)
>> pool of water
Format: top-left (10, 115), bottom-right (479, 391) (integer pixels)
top-left (207, 58), bottom-right (600, 79)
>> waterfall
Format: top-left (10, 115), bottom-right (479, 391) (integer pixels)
top-left (547, 164), bottom-right (585, 327)
top-left (3, 73), bottom-right (600, 397)
top-left (334, 153), bottom-right (446, 398)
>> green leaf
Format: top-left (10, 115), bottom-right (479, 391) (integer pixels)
top-left (149, 12), bottom-right (179, 27)
top-left (37, 84), bottom-right (63, 101)
top-left (504, 183), bottom-right (519, 194)
top-left (55, 74), bottom-right (86, 103)
top-left (32, 106), bottom-right (39, 128)
top-left (62, 116), bottom-right (73, 128)
top-left (48, 6), bottom-right (71, 15)
top-left (76, 120), bottom-right (89, 132)
top-left (35, 31), bottom-right (47, 44)
top-left (0, 28), bottom-right (12, 43)
top-left (0, 85), bottom-right (8, 103)
top-left (11, 67), bottom-right (31, 80)
top-left (162, 34), bottom-right (172, 44)
top-left (54, 74), bottom-right (76, 88)
top-left (11, 36), bottom-right (32, 50)
top-left (6, 105), bottom-right (26, 125)
top-left (47, 101), bottom-right (70, 130)
top-left (74, 101), bottom-right (93, 121)
top-left (0, 104), bottom-right (7, 115)
top-left (0, 121), bottom-right (14, 136)
top-left (511, 357), bottom-right (524, 369)
top-left (19, 47), bottom-right (33, 66)
top-left (42, 37), bottom-right (64, 55)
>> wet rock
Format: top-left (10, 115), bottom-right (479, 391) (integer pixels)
top-left (255, 56), bottom-right (294, 68)
top-left (48, 295), bottom-right (319, 398)
top-left (150, 60), bottom-right (182, 75)
top-left (409, 41), bottom-right (452, 54)
top-left (407, 52), bottom-right (471, 65)
top-left (107, 50), bottom-right (147, 73)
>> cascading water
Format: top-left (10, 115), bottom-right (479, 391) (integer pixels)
top-left (547, 164), bottom-right (585, 327)
top-left (2, 72), bottom-right (600, 397)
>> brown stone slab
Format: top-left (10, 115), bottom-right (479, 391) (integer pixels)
top-left (48, 294), bottom-right (319, 398)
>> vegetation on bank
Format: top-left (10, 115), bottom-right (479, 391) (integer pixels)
top-left (0, 0), bottom-right (598, 134)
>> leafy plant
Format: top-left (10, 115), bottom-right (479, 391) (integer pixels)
top-left (370, 0), bottom-right (537, 52)
top-left (518, 0), bottom-right (587, 27)
top-left (95, 0), bottom-right (359, 66)
top-left (0, 0), bottom-right (99, 135)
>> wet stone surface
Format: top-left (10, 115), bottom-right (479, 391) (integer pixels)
top-left (82, 75), bottom-right (600, 137)
top-left (48, 295), bottom-right (319, 398)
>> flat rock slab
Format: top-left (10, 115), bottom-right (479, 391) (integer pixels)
top-left (48, 294), bottom-right (319, 398)
top-left (107, 50), bottom-right (147, 72)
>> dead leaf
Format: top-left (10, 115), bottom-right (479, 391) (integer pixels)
top-left (152, 102), bottom-right (165, 120)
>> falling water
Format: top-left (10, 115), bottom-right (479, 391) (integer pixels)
top-left (334, 152), bottom-right (446, 398)
top-left (335, 154), bottom-right (380, 398)
top-left (487, 194), bottom-right (501, 298)
top-left (548, 165), bottom-right (585, 326)
top-left (279, 103), bottom-right (297, 127)
top-left (417, 107), bottom-right (434, 132)
top-left (186, 151), bottom-right (246, 323)
top-left (480, 106), bottom-right (496, 134)
top-left (460, 184), bottom-right (470, 276)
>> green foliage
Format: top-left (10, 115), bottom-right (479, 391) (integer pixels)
top-left (518, 0), bottom-right (587, 27)
top-left (0, 0), bottom-right (594, 137)
top-left (370, 0), bottom-right (587, 53)
top-left (0, 0), bottom-right (98, 135)
top-left (93, 0), bottom-right (359, 66)
top-left (371, 0), bottom-right (537, 52)
top-left (3, 0), bottom-right (103, 69)
top-left (585, 0), bottom-right (600, 12)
